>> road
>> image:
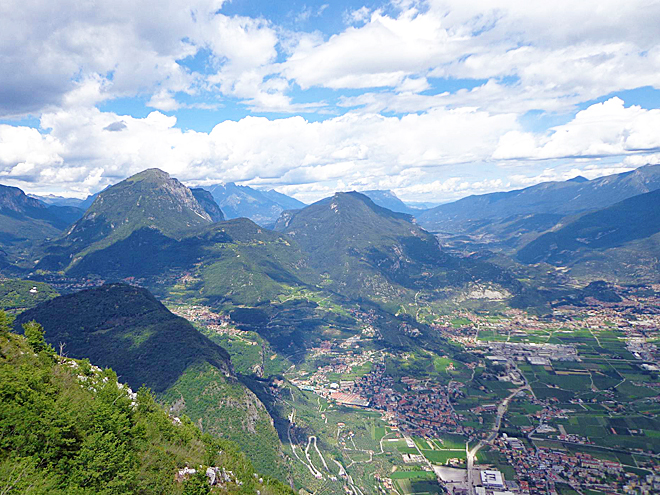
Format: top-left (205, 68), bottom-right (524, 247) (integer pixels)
top-left (466, 384), bottom-right (531, 494)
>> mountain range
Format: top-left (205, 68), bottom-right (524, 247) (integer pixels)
top-left (0, 184), bottom-right (84, 267)
top-left (416, 164), bottom-right (660, 250)
top-left (3, 162), bottom-right (660, 493)
top-left (517, 188), bottom-right (660, 282)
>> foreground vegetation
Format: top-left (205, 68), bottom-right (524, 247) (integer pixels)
top-left (0, 314), bottom-right (293, 495)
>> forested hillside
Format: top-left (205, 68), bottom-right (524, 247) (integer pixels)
top-left (0, 317), bottom-right (293, 495)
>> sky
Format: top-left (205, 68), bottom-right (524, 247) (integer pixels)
top-left (1, 0), bottom-right (660, 203)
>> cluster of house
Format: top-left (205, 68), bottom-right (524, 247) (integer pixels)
top-left (486, 434), bottom-right (659, 494)
top-left (352, 366), bottom-right (470, 437)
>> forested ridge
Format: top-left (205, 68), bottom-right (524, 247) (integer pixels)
top-left (0, 313), bottom-right (294, 495)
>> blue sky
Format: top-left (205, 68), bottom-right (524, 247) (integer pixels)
top-left (1, 0), bottom-right (660, 202)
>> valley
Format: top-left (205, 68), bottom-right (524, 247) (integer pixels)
top-left (2, 166), bottom-right (660, 495)
top-left (162, 279), bottom-right (660, 495)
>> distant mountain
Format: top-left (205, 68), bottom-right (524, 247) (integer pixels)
top-left (31, 190), bottom-right (99, 213)
top-left (275, 191), bottom-right (522, 300)
top-left (517, 189), bottom-right (660, 282)
top-left (0, 184), bottom-right (83, 266)
top-left (29, 193), bottom-right (85, 207)
top-left (417, 164), bottom-right (660, 248)
top-left (15, 283), bottom-right (287, 477)
top-left (261, 188), bottom-right (306, 210)
top-left (191, 187), bottom-right (225, 222)
top-left (78, 192), bottom-right (99, 210)
top-left (205, 182), bottom-right (305, 226)
top-left (37, 169), bottom-right (214, 271)
top-left (360, 189), bottom-right (422, 215)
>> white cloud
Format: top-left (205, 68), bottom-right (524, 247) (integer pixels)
top-left (3, 95), bottom-right (659, 202)
top-left (344, 6), bottom-right (372, 25)
top-left (0, 0), bottom-right (297, 115)
top-left (0, 105), bottom-right (518, 199)
top-left (284, 0), bottom-right (660, 114)
top-left (493, 98), bottom-right (660, 160)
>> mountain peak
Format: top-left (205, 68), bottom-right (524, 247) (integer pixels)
top-left (128, 167), bottom-right (170, 181)
top-left (38, 169), bottom-right (214, 271)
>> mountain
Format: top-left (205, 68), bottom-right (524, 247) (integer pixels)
top-left (79, 191), bottom-right (99, 210)
top-left (274, 191), bottom-right (521, 301)
top-left (15, 284), bottom-right (232, 392)
top-left (29, 193), bottom-right (86, 207)
top-left (517, 189), bottom-right (660, 282)
top-left (0, 325), bottom-right (292, 494)
top-left (191, 187), bottom-right (225, 222)
top-left (205, 182), bottom-right (305, 226)
top-left (14, 284), bottom-right (288, 478)
top-left (0, 184), bottom-right (83, 266)
top-left (37, 169), bottom-right (215, 272)
top-left (417, 164), bottom-right (660, 248)
top-left (360, 189), bottom-right (422, 215)
top-left (261, 188), bottom-right (306, 210)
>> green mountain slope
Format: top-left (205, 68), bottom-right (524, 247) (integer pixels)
top-left (275, 191), bottom-right (521, 301)
top-left (38, 169), bottom-right (213, 271)
top-left (517, 189), bottom-right (660, 282)
top-left (14, 284), bottom-right (288, 478)
top-left (0, 184), bottom-right (80, 267)
top-left (53, 218), bottom-right (312, 305)
top-left (0, 324), bottom-right (292, 495)
top-left (0, 279), bottom-right (58, 313)
top-left (15, 284), bottom-right (232, 392)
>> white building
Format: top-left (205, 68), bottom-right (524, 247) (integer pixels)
top-left (480, 470), bottom-right (505, 489)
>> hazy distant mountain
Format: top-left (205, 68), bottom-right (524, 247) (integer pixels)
top-left (29, 193), bottom-right (85, 208)
top-left (360, 189), bottom-right (422, 215)
top-left (417, 164), bottom-right (660, 244)
top-left (275, 191), bottom-right (521, 300)
top-left (78, 192), bottom-right (99, 210)
top-left (37, 168), bottom-right (215, 272)
top-left (517, 189), bottom-right (660, 282)
top-left (260, 188), bottom-right (306, 210)
top-left (205, 182), bottom-right (305, 226)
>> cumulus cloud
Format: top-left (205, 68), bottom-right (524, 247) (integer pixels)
top-left (3, 0), bottom-right (659, 118)
top-left (0, 105), bottom-right (518, 199)
top-left (285, 0), bottom-right (660, 114)
top-left (493, 98), bottom-right (660, 160)
top-left (2, 95), bottom-right (659, 202)
top-left (0, 0), bottom-right (296, 116)
top-left (2, 0), bottom-right (660, 202)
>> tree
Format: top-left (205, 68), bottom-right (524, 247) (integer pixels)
top-left (182, 470), bottom-right (211, 495)
top-left (0, 310), bottom-right (12, 335)
top-left (23, 320), bottom-right (53, 355)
